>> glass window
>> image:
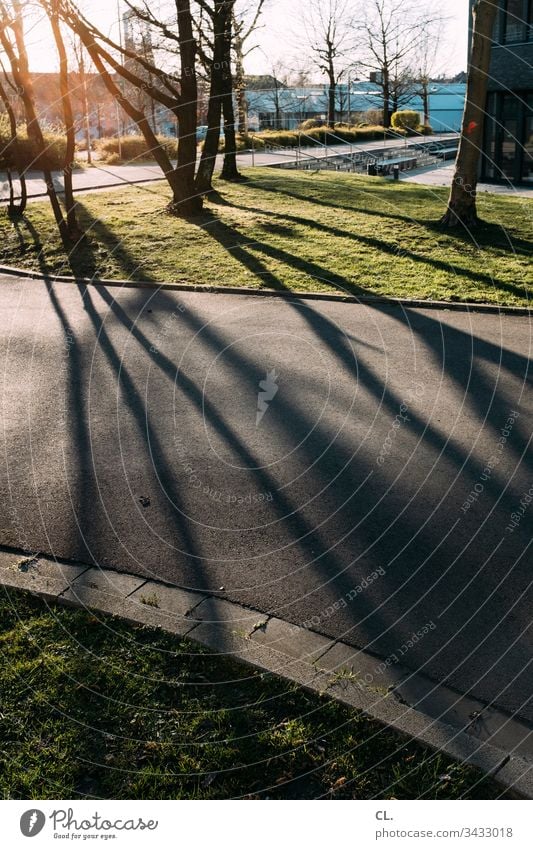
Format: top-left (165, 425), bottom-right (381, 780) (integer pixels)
top-left (523, 94), bottom-right (533, 182)
top-left (483, 93), bottom-right (499, 179)
top-left (522, 116), bottom-right (533, 182)
top-left (504, 0), bottom-right (526, 43)
top-left (501, 118), bottom-right (518, 178)
top-left (502, 93), bottom-right (517, 120)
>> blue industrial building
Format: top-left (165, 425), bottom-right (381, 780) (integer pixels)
top-left (245, 81), bottom-right (465, 133)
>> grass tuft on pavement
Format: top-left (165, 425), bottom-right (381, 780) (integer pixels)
top-left (0, 169), bottom-right (530, 307)
top-left (0, 589), bottom-right (512, 800)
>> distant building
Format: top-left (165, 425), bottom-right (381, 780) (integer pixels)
top-left (245, 81), bottom-right (465, 133)
top-left (480, 0), bottom-right (533, 184)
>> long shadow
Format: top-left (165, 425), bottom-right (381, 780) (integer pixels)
top-left (184, 203), bottom-right (533, 701)
top-left (16, 195), bottom-right (533, 712)
top-left (246, 177), bottom-right (533, 258)
top-left (202, 205), bottom-right (532, 406)
top-left (3, 218), bottom-right (99, 565)
top-left (96, 239), bottom-right (532, 694)
top-left (76, 282), bottom-right (205, 581)
top-left (216, 196), bottom-right (529, 302)
top-left (70, 187), bottom-right (533, 716)
top-left (24, 206), bottom-right (207, 589)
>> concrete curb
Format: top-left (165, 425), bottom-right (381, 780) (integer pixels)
top-left (1, 547), bottom-right (532, 798)
top-left (0, 265), bottom-right (531, 315)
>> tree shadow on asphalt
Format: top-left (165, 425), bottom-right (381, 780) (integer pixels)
top-left (16, 192), bottom-right (533, 721)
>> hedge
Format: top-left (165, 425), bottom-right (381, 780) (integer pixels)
top-left (218, 124), bottom-right (391, 152)
top-left (96, 135), bottom-right (180, 164)
top-left (0, 117), bottom-right (68, 171)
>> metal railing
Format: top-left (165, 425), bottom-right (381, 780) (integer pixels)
top-left (240, 129), bottom-right (459, 175)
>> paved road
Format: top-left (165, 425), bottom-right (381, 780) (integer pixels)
top-left (1, 279), bottom-right (532, 722)
top-left (401, 163), bottom-right (533, 198)
top-left (0, 134), bottom-right (458, 203)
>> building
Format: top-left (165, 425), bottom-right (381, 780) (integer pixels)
top-left (245, 81), bottom-right (465, 133)
top-left (480, 0), bottom-right (533, 183)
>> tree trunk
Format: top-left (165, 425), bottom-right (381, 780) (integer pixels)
top-left (172, 0), bottom-right (203, 215)
top-left (79, 47), bottom-right (92, 165)
top-left (49, 1), bottom-right (82, 241)
top-left (382, 73), bottom-right (391, 128)
top-left (75, 28), bottom-right (187, 212)
top-left (220, 4), bottom-right (241, 182)
top-left (0, 2), bottom-right (69, 245)
top-left (234, 32), bottom-right (247, 134)
top-left (327, 63), bottom-right (336, 129)
top-left (63, 0), bottom-right (202, 217)
top-left (422, 81), bottom-right (430, 126)
top-left (195, 0), bottom-right (228, 195)
top-left (440, 0), bottom-right (498, 228)
top-left (0, 77), bottom-right (26, 216)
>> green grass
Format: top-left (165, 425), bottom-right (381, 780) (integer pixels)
top-left (0, 168), bottom-right (531, 307)
top-left (0, 589), bottom-right (513, 800)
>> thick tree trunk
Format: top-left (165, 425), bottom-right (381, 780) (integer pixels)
top-left (195, 1), bottom-right (229, 195)
top-left (440, 0), bottom-right (498, 228)
top-left (220, 91), bottom-right (240, 180)
top-left (172, 0), bottom-right (203, 215)
top-left (220, 4), bottom-right (241, 182)
top-left (49, 2), bottom-right (82, 241)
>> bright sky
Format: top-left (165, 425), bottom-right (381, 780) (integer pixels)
top-left (23, 0), bottom-right (470, 78)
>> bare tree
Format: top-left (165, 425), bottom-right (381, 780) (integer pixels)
top-left (70, 37), bottom-right (93, 164)
top-left (357, 0), bottom-right (441, 128)
top-left (195, 0), bottom-right (234, 193)
top-left (62, 0), bottom-right (203, 216)
top-left (0, 68), bottom-right (27, 216)
top-left (232, 0), bottom-right (266, 134)
top-left (246, 61), bottom-right (291, 129)
top-left (301, 0), bottom-right (352, 129)
top-left (218, 1), bottom-right (241, 180)
top-left (440, 0), bottom-right (498, 228)
top-left (0, 0), bottom-right (70, 243)
top-left (43, 0), bottom-right (82, 240)
top-left (412, 27), bottom-right (443, 128)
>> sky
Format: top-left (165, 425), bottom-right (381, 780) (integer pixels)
top-left (23, 0), bottom-right (470, 78)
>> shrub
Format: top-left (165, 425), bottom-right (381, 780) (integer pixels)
top-left (0, 115), bottom-right (68, 171)
top-left (418, 124), bottom-right (434, 135)
top-left (96, 134), bottom-right (180, 163)
top-left (299, 118), bottom-right (324, 130)
top-left (215, 123), bottom-right (392, 152)
top-left (391, 110), bottom-right (421, 131)
top-left (361, 108), bottom-right (384, 126)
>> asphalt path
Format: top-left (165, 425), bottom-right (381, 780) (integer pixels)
top-left (1, 278), bottom-right (532, 722)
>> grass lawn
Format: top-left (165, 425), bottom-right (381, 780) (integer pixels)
top-left (0, 168), bottom-right (530, 306)
top-left (0, 588), bottom-right (513, 800)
